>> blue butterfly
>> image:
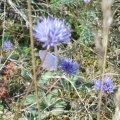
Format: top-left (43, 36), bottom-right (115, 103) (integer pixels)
top-left (39, 50), bottom-right (58, 71)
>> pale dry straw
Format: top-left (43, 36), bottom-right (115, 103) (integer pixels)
top-left (97, 0), bottom-right (114, 120)
top-left (112, 87), bottom-right (120, 120)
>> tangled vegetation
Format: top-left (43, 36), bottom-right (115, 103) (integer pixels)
top-left (0, 0), bottom-right (120, 120)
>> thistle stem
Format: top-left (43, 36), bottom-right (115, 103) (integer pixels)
top-left (54, 45), bottom-right (59, 70)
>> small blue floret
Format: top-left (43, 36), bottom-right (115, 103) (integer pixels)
top-left (59, 58), bottom-right (79, 75)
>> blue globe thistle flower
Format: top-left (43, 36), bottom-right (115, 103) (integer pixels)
top-left (59, 58), bottom-right (79, 75)
top-left (33, 16), bottom-right (71, 48)
top-left (2, 40), bottom-right (13, 51)
top-left (94, 76), bottom-right (114, 94)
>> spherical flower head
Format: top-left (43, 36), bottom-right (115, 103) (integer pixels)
top-left (59, 58), bottom-right (79, 75)
top-left (33, 16), bottom-right (71, 48)
top-left (2, 40), bottom-right (13, 51)
top-left (94, 76), bottom-right (114, 94)
top-left (84, 0), bottom-right (91, 4)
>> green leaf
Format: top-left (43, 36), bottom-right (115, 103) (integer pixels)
top-left (42, 72), bottom-right (53, 80)
top-left (38, 72), bottom-right (53, 85)
top-left (60, 79), bottom-right (69, 90)
top-left (0, 101), bottom-right (4, 119)
top-left (40, 101), bottom-right (48, 110)
top-left (71, 76), bottom-right (83, 88)
top-left (50, 0), bottom-right (58, 4)
top-left (29, 108), bottom-right (37, 117)
top-left (51, 108), bottom-right (64, 115)
top-left (10, 54), bottom-right (19, 60)
top-left (55, 101), bottom-right (66, 108)
top-left (24, 94), bottom-right (36, 106)
top-left (21, 68), bottom-right (32, 80)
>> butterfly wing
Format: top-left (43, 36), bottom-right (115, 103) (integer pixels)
top-left (39, 50), bottom-right (57, 71)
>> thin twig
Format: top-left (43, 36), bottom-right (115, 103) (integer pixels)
top-left (27, 0), bottom-right (41, 119)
